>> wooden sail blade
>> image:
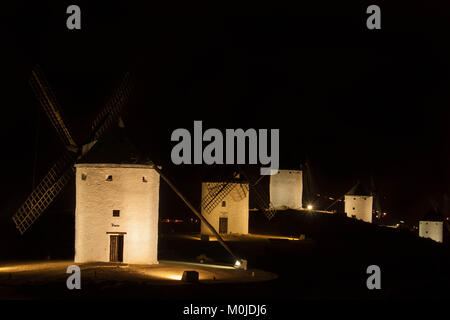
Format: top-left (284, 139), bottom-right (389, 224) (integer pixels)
top-left (88, 72), bottom-right (133, 142)
top-left (29, 66), bottom-right (78, 150)
top-left (12, 151), bottom-right (76, 234)
top-left (201, 182), bottom-right (238, 214)
top-left (251, 184), bottom-right (276, 220)
top-left (238, 168), bottom-right (276, 220)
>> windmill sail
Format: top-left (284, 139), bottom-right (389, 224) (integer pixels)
top-left (12, 151), bottom-right (77, 234)
top-left (201, 182), bottom-right (238, 214)
top-left (89, 72), bottom-right (133, 141)
top-left (29, 66), bottom-right (78, 150)
top-left (11, 69), bottom-right (133, 234)
top-left (252, 182), bottom-right (276, 220)
top-left (231, 183), bottom-right (249, 202)
top-left (237, 168), bottom-right (276, 220)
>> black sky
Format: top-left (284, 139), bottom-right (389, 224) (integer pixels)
top-left (1, 0), bottom-right (450, 234)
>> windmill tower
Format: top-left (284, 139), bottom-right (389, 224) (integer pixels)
top-left (419, 208), bottom-right (444, 243)
top-left (200, 167), bottom-right (276, 236)
top-left (74, 127), bottom-right (160, 264)
top-left (344, 182), bottom-right (373, 223)
top-left (269, 169), bottom-right (303, 210)
top-left (200, 172), bottom-right (249, 235)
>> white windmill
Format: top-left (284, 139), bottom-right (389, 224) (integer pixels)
top-left (344, 182), bottom-right (373, 223)
top-left (269, 169), bottom-right (303, 210)
top-left (419, 208), bottom-right (444, 243)
top-left (200, 166), bottom-right (276, 236)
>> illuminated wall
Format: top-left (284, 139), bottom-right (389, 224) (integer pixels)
top-left (344, 195), bottom-right (373, 223)
top-left (74, 164), bottom-right (160, 264)
top-left (269, 170), bottom-right (303, 209)
top-left (200, 182), bottom-right (249, 235)
top-left (419, 221), bottom-right (443, 243)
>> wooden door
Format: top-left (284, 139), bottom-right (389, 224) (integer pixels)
top-left (219, 217), bottom-right (228, 234)
top-left (110, 235), bottom-right (124, 262)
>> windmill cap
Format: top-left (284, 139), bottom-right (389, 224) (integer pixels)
top-left (420, 208), bottom-right (445, 222)
top-left (77, 125), bottom-right (152, 165)
top-left (201, 165), bottom-right (249, 184)
top-left (346, 182), bottom-right (372, 196)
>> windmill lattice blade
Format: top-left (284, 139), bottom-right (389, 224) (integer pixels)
top-left (29, 67), bottom-right (77, 149)
top-left (12, 151), bottom-right (76, 234)
top-left (252, 184), bottom-right (276, 220)
top-left (237, 167), bottom-right (276, 220)
top-left (231, 183), bottom-right (249, 202)
top-left (89, 72), bottom-right (133, 141)
top-left (201, 182), bottom-right (238, 214)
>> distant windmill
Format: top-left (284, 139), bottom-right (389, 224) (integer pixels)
top-left (200, 166), bottom-right (276, 223)
top-left (326, 179), bottom-right (375, 223)
top-left (12, 66), bottom-right (133, 234)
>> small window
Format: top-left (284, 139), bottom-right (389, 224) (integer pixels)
top-left (106, 175), bottom-right (113, 181)
top-left (222, 201), bottom-right (226, 207)
top-left (113, 210), bottom-right (120, 217)
top-left (81, 173), bottom-right (87, 181)
top-left (142, 177), bottom-right (148, 183)
top-left (351, 215), bottom-right (356, 218)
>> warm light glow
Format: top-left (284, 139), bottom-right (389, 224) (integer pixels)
top-left (307, 204), bottom-right (313, 210)
top-left (167, 274), bottom-right (182, 280)
top-left (234, 260), bottom-right (241, 267)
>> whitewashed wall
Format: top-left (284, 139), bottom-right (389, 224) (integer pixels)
top-left (200, 182), bottom-right (249, 235)
top-left (270, 170), bottom-right (303, 209)
top-left (74, 164), bottom-right (160, 264)
top-left (344, 195), bottom-right (373, 223)
top-left (419, 221), bottom-right (443, 243)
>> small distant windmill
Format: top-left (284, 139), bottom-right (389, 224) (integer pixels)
top-left (326, 178), bottom-right (378, 223)
top-left (12, 66), bottom-right (133, 234)
top-left (200, 167), bottom-right (276, 221)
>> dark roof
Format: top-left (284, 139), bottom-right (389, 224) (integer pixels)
top-left (420, 208), bottom-right (445, 222)
top-left (346, 182), bottom-right (372, 196)
top-left (77, 125), bottom-right (151, 165)
top-left (201, 165), bottom-right (248, 184)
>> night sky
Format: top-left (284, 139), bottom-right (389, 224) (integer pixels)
top-left (1, 0), bottom-right (450, 240)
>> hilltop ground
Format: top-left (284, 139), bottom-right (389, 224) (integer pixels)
top-left (1, 210), bottom-right (450, 300)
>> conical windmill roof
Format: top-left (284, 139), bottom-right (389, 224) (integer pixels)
top-left (201, 165), bottom-right (248, 184)
top-left (77, 125), bottom-right (151, 165)
top-left (346, 182), bottom-right (372, 196)
top-left (420, 208), bottom-right (445, 222)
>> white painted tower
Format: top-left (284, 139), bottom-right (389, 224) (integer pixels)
top-left (419, 209), bottom-right (444, 243)
top-left (74, 163), bottom-right (160, 264)
top-left (200, 182), bottom-right (249, 235)
top-left (344, 183), bottom-right (373, 223)
top-left (270, 169), bottom-right (303, 209)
